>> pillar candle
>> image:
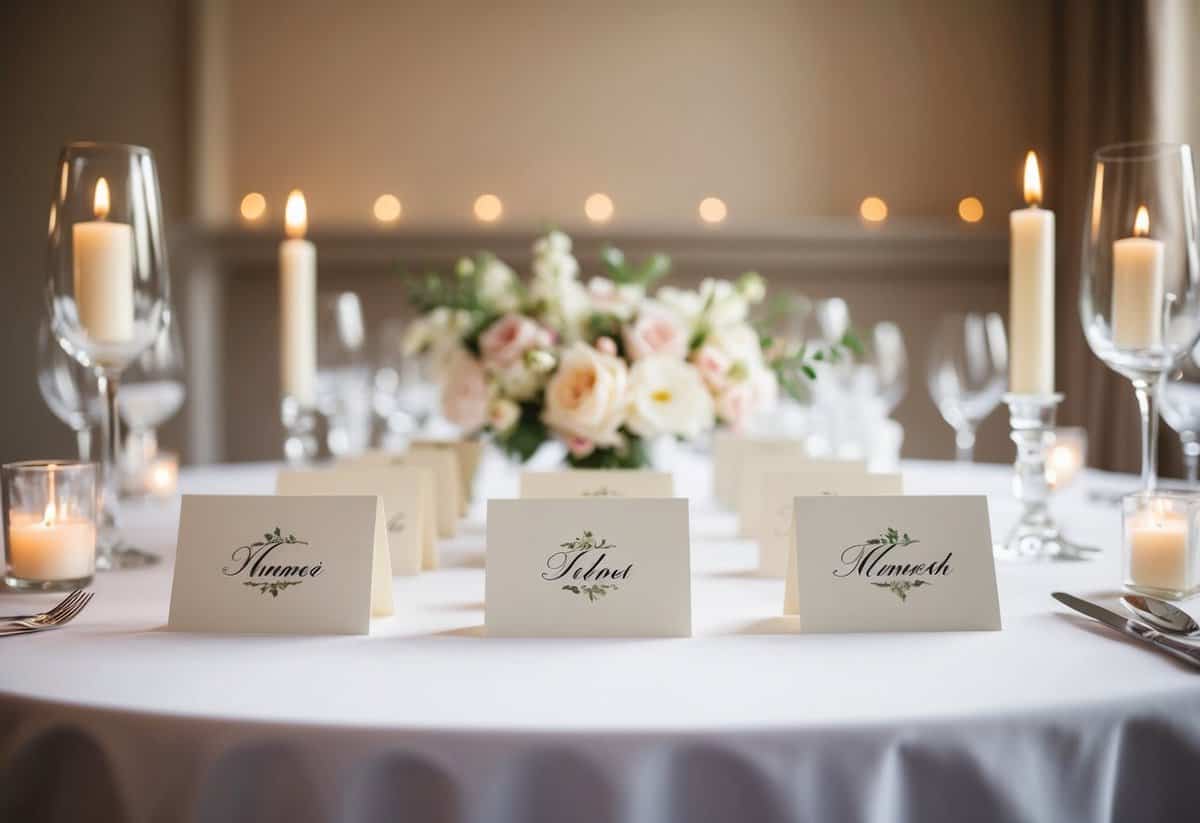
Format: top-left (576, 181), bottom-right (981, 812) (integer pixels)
top-left (279, 190), bottom-right (317, 405)
top-left (1009, 152), bottom-right (1055, 395)
top-left (73, 177), bottom-right (134, 343)
top-left (7, 508), bottom-right (96, 581)
top-left (1111, 205), bottom-right (1166, 349)
top-left (1129, 510), bottom-right (1188, 592)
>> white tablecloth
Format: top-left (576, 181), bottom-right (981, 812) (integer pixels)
top-left (0, 452), bottom-right (1197, 823)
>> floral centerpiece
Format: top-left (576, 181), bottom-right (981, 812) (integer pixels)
top-left (405, 231), bottom-right (857, 468)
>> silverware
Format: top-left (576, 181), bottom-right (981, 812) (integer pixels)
top-left (1122, 594), bottom-right (1200, 639)
top-left (0, 590), bottom-right (93, 637)
top-left (0, 589), bottom-right (88, 623)
top-left (1052, 592), bottom-right (1200, 669)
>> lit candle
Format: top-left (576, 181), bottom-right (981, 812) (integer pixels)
top-left (279, 190), bottom-right (317, 405)
top-left (73, 177), bottom-right (134, 343)
top-left (1129, 506), bottom-right (1188, 592)
top-left (7, 503), bottom-right (96, 581)
top-left (146, 452), bottom-right (179, 497)
top-left (1111, 205), bottom-right (1166, 348)
top-left (1009, 151), bottom-right (1055, 395)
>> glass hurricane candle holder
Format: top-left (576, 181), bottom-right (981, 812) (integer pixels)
top-left (1079, 142), bottom-right (1200, 494)
top-left (3, 461), bottom-right (97, 591)
top-left (1123, 491), bottom-right (1200, 599)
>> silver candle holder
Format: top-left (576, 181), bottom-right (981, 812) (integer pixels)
top-left (996, 393), bottom-right (1097, 560)
top-left (281, 395), bottom-right (319, 464)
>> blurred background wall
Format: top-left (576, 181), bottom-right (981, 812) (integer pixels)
top-left (0, 0), bottom-right (1195, 468)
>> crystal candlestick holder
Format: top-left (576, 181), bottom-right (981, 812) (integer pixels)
top-left (281, 395), bottom-right (318, 464)
top-left (996, 393), bottom-right (1097, 560)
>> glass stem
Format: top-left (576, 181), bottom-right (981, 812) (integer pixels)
top-left (95, 371), bottom-right (122, 564)
top-left (955, 425), bottom-right (976, 462)
top-left (75, 427), bottom-right (93, 462)
top-left (1132, 378), bottom-right (1160, 493)
top-left (1183, 431), bottom-right (1200, 486)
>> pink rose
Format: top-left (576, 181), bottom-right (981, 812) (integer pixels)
top-left (715, 366), bottom-right (779, 432)
top-left (691, 344), bottom-right (733, 392)
top-left (542, 342), bottom-right (628, 447)
top-left (440, 349), bottom-right (489, 432)
top-left (624, 306), bottom-right (688, 361)
top-left (479, 313), bottom-right (543, 368)
top-left (566, 436), bottom-right (595, 458)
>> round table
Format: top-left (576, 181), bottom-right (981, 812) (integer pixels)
top-left (1, 454), bottom-right (1197, 823)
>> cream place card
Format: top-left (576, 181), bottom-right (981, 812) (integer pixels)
top-left (486, 498), bottom-right (691, 637)
top-left (761, 470), bottom-right (902, 577)
top-left (276, 465), bottom-right (437, 574)
top-left (341, 450), bottom-right (461, 538)
top-left (786, 495), bottom-right (1001, 632)
top-left (713, 432), bottom-right (810, 509)
top-left (168, 494), bottom-right (394, 635)
top-left (412, 439), bottom-right (483, 514)
top-left (738, 455), bottom-right (867, 538)
top-left (520, 469), bottom-right (674, 499)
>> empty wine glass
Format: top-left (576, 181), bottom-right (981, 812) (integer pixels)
top-left (46, 142), bottom-right (170, 568)
top-left (373, 317), bottom-right (439, 448)
top-left (317, 292), bottom-right (372, 456)
top-left (36, 318), bottom-right (101, 460)
top-left (927, 312), bottom-right (1008, 461)
top-left (1080, 141), bottom-right (1200, 493)
top-left (851, 321), bottom-right (908, 416)
top-left (119, 318), bottom-right (185, 487)
top-left (1161, 342), bottom-right (1200, 485)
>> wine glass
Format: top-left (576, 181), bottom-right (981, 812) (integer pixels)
top-left (851, 321), bottom-right (908, 416)
top-left (119, 318), bottom-right (185, 486)
top-left (46, 142), bottom-right (169, 568)
top-left (926, 312), bottom-right (1008, 461)
top-left (317, 292), bottom-right (372, 456)
top-left (372, 317), bottom-right (439, 448)
top-left (1161, 341), bottom-right (1200, 485)
top-left (36, 318), bottom-right (101, 460)
top-left (1080, 142), bottom-right (1200, 493)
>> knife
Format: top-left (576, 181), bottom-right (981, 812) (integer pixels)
top-left (1052, 592), bottom-right (1200, 670)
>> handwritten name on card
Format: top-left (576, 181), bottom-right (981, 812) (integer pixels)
top-left (168, 495), bottom-right (393, 635)
top-left (486, 498), bottom-right (691, 637)
top-left (787, 495), bottom-right (1000, 633)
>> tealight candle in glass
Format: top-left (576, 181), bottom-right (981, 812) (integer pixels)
top-left (1046, 427), bottom-right (1088, 490)
top-left (1122, 491), bottom-right (1200, 599)
top-left (2, 461), bottom-right (98, 591)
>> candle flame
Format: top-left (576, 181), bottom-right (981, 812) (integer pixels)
top-left (285, 189), bottom-right (308, 239)
top-left (42, 501), bottom-right (56, 527)
top-left (1023, 151), bottom-right (1042, 207)
top-left (93, 177), bottom-right (110, 220)
top-left (1134, 204), bottom-right (1150, 237)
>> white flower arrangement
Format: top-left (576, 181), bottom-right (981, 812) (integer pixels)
top-left (406, 230), bottom-right (858, 467)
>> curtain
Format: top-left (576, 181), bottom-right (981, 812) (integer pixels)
top-left (1052, 0), bottom-right (1168, 474)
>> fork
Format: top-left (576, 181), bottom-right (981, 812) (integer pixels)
top-left (0, 591), bottom-right (94, 637)
top-left (0, 589), bottom-right (89, 623)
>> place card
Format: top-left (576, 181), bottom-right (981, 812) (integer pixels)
top-left (168, 494), bottom-right (394, 635)
top-left (276, 464), bottom-right (437, 574)
top-left (712, 431), bottom-right (810, 508)
top-left (411, 439), bottom-right (483, 514)
top-left (758, 470), bottom-right (902, 577)
top-left (785, 495), bottom-right (1001, 632)
top-left (738, 455), bottom-right (867, 538)
top-left (520, 469), bottom-right (674, 499)
top-left (486, 498), bottom-right (691, 637)
top-left (340, 449), bottom-right (461, 537)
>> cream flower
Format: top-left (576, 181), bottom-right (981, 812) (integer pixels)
top-left (542, 342), bottom-right (629, 446)
top-left (478, 257), bottom-right (519, 311)
top-left (587, 277), bottom-right (643, 320)
top-left (488, 397), bottom-right (520, 433)
top-left (479, 314), bottom-right (543, 369)
top-left (626, 356), bottom-right (714, 439)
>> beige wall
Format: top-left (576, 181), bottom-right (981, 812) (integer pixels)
top-left (224, 0), bottom-right (1053, 227)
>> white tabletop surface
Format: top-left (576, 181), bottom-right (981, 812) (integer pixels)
top-left (0, 452), bottom-right (1195, 734)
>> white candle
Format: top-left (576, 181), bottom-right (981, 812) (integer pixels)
top-left (73, 177), bottom-right (134, 343)
top-left (279, 189), bottom-right (317, 405)
top-left (1111, 205), bottom-right (1166, 348)
top-left (1129, 509), bottom-right (1188, 592)
top-left (7, 506), bottom-right (96, 581)
top-left (1009, 151), bottom-right (1055, 395)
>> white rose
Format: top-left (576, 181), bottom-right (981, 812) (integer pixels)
top-left (542, 341), bottom-right (629, 446)
top-left (700, 278), bottom-right (750, 327)
top-left (657, 286), bottom-right (704, 331)
top-left (706, 322), bottom-right (765, 370)
top-left (626, 356), bottom-right (714, 439)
